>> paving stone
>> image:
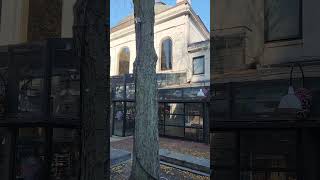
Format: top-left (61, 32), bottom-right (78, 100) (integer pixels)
top-left (110, 148), bottom-right (131, 166)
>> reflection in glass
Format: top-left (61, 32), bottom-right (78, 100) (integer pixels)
top-left (185, 128), bottom-right (203, 141)
top-left (0, 128), bottom-right (12, 180)
top-left (113, 102), bottom-right (124, 136)
top-left (161, 38), bottom-right (172, 70)
top-left (165, 126), bottom-right (184, 137)
top-left (51, 71), bottom-right (80, 117)
top-left (18, 78), bottom-right (43, 112)
top-left (51, 128), bottom-right (80, 180)
top-left (118, 48), bottom-right (130, 75)
top-left (193, 56), bottom-right (205, 75)
top-left (125, 102), bottom-right (135, 136)
top-left (15, 128), bottom-right (46, 180)
top-left (265, 0), bottom-right (300, 41)
top-left (240, 131), bottom-right (297, 180)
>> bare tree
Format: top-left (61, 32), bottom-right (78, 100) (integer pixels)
top-left (73, 0), bottom-right (109, 179)
top-left (130, 0), bottom-right (160, 179)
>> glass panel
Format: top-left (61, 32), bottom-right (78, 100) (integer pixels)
top-left (165, 115), bottom-right (184, 126)
top-left (158, 89), bottom-right (182, 100)
top-left (158, 103), bottom-right (165, 124)
top-left (159, 125), bottom-right (164, 136)
top-left (166, 103), bottom-right (184, 114)
top-left (185, 116), bottom-right (203, 128)
top-left (0, 128), bottom-right (12, 180)
top-left (51, 128), bottom-right (80, 180)
top-left (125, 102), bottom-right (135, 136)
top-left (265, 0), bottom-right (300, 41)
top-left (113, 102), bottom-right (124, 136)
top-left (126, 83), bottom-right (135, 100)
top-left (161, 38), bottom-right (172, 70)
top-left (119, 47), bottom-right (130, 75)
top-left (212, 169), bottom-right (237, 180)
top-left (240, 131), bottom-right (297, 170)
top-left (15, 127), bottom-right (47, 180)
top-left (185, 103), bottom-right (203, 116)
top-left (16, 52), bottom-right (44, 113)
top-left (185, 128), bottom-right (203, 141)
top-left (0, 67), bottom-right (7, 115)
top-left (193, 56), bottom-right (205, 75)
top-left (114, 85), bottom-right (125, 99)
top-left (240, 171), bottom-right (297, 180)
top-left (183, 88), bottom-right (199, 99)
top-left (164, 126), bottom-right (184, 138)
top-left (51, 50), bottom-right (80, 118)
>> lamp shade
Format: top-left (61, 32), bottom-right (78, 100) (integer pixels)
top-left (278, 86), bottom-right (302, 110)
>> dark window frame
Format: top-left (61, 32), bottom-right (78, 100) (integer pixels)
top-left (192, 56), bottom-right (205, 75)
top-left (264, 0), bottom-right (303, 43)
top-left (160, 38), bottom-right (173, 71)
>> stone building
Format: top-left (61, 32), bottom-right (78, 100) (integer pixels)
top-left (110, 0), bottom-right (210, 142)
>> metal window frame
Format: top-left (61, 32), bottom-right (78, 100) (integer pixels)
top-left (192, 55), bottom-right (205, 75)
top-left (264, 0), bottom-right (303, 43)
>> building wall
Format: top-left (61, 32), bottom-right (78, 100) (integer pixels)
top-left (0, 0), bottom-right (29, 45)
top-left (0, 0), bottom-right (75, 45)
top-left (61, 0), bottom-right (77, 38)
top-left (110, 3), bottom-right (210, 83)
top-left (212, 0), bottom-right (320, 66)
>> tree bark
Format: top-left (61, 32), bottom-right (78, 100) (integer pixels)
top-left (131, 0), bottom-right (160, 179)
top-left (73, 0), bottom-right (109, 179)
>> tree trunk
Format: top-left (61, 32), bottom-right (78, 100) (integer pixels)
top-left (131, 0), bottom-right (160, 179)
top-left (73, 0), bottom-right (109, 180)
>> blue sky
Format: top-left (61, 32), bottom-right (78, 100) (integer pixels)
top-left (110, 0), bottom-right (210, 30)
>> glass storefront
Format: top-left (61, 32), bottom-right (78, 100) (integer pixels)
top-left (112, 101), bottom-right (206, 141)
top-left (0, 127), bottom-right (81, 180)
top-left (240, 131), bottom-right (297, 180)
top-left (110, 74), bottom-right (209, 142)
top-left (211, 130), bottom-right (298, 180)
top-left (159, 102), bottom-right (205, 141)
top-left (15, 128), bottom-right (47, 180)
top-left (0, 128), bottom-right (12, 180)
top-left (51, 128), bottom-right (80, 180)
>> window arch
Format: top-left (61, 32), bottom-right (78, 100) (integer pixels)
top-left (118, 47), bottom-right (130, 75)
top-left (160, 38), bottom-right (172, 70)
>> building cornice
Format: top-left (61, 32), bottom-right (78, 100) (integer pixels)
top-left (110, 1), bottom-right (209, 41)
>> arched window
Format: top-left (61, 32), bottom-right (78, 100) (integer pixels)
top-left (118, 47), bottom-right (130, 75)
top-left (160, 38), bottom-right (172, 70)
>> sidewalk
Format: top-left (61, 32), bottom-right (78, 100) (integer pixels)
top-left (110, 136), bottom-right (210, 179)
top-left (111, 136), bottom-right (210, 159)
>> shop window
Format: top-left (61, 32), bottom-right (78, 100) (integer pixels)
top-left (240, 131), bottom-right (298, 180)
top-left (118, 47), bottom-right (130, 75)
top-left (125, 102), bottom-right (135, 136)
top-left (166, 103), bottom-right (184, 115)
top-left (160, 38), bottom-right (172, 70)
top-left (51, 128), bottom-right (80, 180)
top-left (165, 126), bottom-right (184, 137)
top-left (193, 56), bottom-right (205, 75)
top-left (165, 114), bottom-right (185, 126)
top-left (185, 128), bottom-right (203, 141)
top-left (113, 102), bottom-right (124, 136)
top-left (265, 0), bottom-right (301, 42)
top-left (15, 128), bottom-right (47, 180)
